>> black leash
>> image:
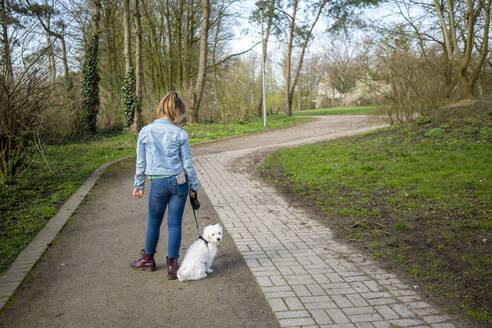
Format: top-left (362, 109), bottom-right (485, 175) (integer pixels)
top-left (191, 206), bottom-right (200, 237)
top-left (190, 193), bottom-right (207, 246)
top-left (191, 208), bottom-right (208, 246)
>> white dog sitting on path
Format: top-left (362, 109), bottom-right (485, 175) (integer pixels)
top-left (177, 224), bottom-right (223, 281)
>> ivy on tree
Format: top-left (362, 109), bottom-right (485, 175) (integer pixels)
top-left (121, 66), bottom-right (136, 129)
top-left (81, 37), bottom-right (100, 134)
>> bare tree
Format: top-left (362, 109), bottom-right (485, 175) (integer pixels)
top-left (140, 0), bottom-right (202, 99)
top-left (284, 0), bottom-right (327, 116)
top-left (254, 0), bottom-right (277, 117)
top-left (123, 0), bottom-right (132, 71)
top-left (0, 0), bottom-right (15, 81)
top-left (26, 0), bottom-right (71, 87)
top-left (132, 0), bottom-right (143, 132)
top-left (188, 0), bottom-right (210, 123)
top-left (215, 57), bottom-right (259, 122)
top-left (0, 0), bottom-right (52, 181)
top-left (268, 0), bottom-right (384, 116)
top-left (320, 37), bottom-right (362, 97)
top-left (433, 0), bottom-right (491, 98)
top-left (0, 66), bottom-right (52, 182)
top-left (120, 0), bottom-right (135, 130)
top-left (79, 0), bottom-right (102, 134)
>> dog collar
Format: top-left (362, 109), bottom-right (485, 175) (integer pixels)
top-left (199, 235), bottom-right (209, 247)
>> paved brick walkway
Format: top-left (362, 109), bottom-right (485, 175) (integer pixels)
top-left (195, 145), bottom-right (459, 327)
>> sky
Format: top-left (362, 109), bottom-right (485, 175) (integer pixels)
top-left (224, 1), bottom-right (405, 85)
top-left (227, 1), bottom-right (405, 61)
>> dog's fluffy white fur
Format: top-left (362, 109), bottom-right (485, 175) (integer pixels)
top-left (177, 224), bottom-right (222, 281)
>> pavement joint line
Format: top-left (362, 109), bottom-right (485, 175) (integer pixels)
top-left (194, 125), bottom-right (461, 327)
top-left (0, 156), bottom-right (131, 311)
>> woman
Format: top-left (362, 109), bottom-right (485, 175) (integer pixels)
top-left (131, 92), bottom-right (199, 280)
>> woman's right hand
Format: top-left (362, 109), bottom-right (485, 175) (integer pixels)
top-left (133, 188), bottom-right (144, 198)
top-left (189, 189), bottom-right (196, 198)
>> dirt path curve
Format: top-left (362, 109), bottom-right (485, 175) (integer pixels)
top-left (192, 115), bottom-right (384, 156)
top-left (0, 115), bottom-right (467, 328)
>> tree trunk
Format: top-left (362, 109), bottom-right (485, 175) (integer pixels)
top-left (433, 0), bottom-right (491, 99)
top-left (211, 0), bottom-right (225, 121)
top-left (141, 0), bottom-right (164, 99)
top-left (284, 1), bottom-right (298, 117)
top-left (59, 37), bottom-right (71, 89)
top-left (0, 0), bottom-right (13, 82)
top-left (457, 74), bottom-right (474, 99)
top-left (47, 34), bottom-right (57, 84)
top-left (257, 0), bottom-right (275, 117)
top-left (79, 0), bottom-right (101, 134)
top-left (189, 0), bottom-right (210, 123)
top-left (164, 0), bottom-right (173, 90)
top-left (132, 0), bottom-right (143, 133)
top-left (121, 0), bottom-right (135, 129)
top-left (123, 0), bottom-right (132, 79)
top-left (257, 95), bottom-right (263, 117)
top-left (93, 0), bottom-right (101, 66)
top-left (286, 0), bottom-right (327, 116)
top-left (45, 15), bottom-right (56, 84)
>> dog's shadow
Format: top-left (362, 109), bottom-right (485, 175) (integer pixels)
top-left (154, 253), bottom-right (244, 279)
top-left (209, 253), bottom-right (245, 276)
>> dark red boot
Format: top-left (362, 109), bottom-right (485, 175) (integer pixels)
top-left (130, 250), bottom-right (156, 271)
top-left (166, 257), bottom-right (179, 280)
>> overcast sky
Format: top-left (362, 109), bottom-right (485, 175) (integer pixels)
top-left (228, 1), bottom-right (403, 62)
top-left (224, 0), bottom-right (403, 83)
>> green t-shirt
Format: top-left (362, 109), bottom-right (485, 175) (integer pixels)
top-left (148, 175), bottom-right (171, 180)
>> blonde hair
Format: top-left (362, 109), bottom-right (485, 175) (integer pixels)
top-left (156, 91), bottom-right (187, 125)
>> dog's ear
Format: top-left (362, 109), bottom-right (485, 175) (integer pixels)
top-left (202, 225), bottom-right (212, 241)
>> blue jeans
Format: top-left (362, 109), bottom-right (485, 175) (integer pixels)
top-left (144, 176), bottom-right (188, 259)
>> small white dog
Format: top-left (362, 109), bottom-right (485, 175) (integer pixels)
top-left (177, 224), bottom-right (223, 281)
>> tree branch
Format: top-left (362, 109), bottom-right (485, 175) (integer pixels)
top-left (290, 0), bottom-right (328, 96)
top-left (434, 0), bottom-right (455, 64)
top-left (206, 40), bottom-right (261, 69)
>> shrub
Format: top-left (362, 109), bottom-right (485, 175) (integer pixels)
top-left (370, 35), bottom-right (446, 125)
top-left (479, 127), bottom-right (492, 142)
top-left (0, 68), bottom-right (51, 183)
top-left (416, 116), bottom-right (431, 125)
top-left (425, 128), bottom-right (446, 137)
top-left (394, 222), bottom-right (412, 231)
top-left (40, 77), bottom-right (81, 140)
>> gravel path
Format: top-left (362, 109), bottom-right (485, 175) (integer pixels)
top-left (192, 115), bottom-right (384, 156)
top-left (0, 115), bottom-right (469, 327)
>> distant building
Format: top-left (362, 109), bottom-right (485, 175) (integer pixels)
top-left (315, 75), bottom-right (343, 108)
top-left (314, 74), bottom-right (388, 108)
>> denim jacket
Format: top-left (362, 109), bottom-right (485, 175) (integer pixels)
top-left (134, 118), bottom-right (199, 191)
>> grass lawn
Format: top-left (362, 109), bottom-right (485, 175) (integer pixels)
top-left (0, 115), bottom-right (312, 276)
top-left (293, 105), bottom-right (380, 116)
top-left (260, 99), bottom-right (491, 325)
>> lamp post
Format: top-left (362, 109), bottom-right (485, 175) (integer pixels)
top-left (256, 1), bottom-right (267, 127)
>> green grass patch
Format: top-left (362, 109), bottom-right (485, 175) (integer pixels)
top-left (260, 99), bottom-right (492, 325)
top-left (293, 105), bottom-right (379, 116)
top-left (0, 115), bottom-right (311, 276)
top-left (394, 222), bottom-right (412, 231)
